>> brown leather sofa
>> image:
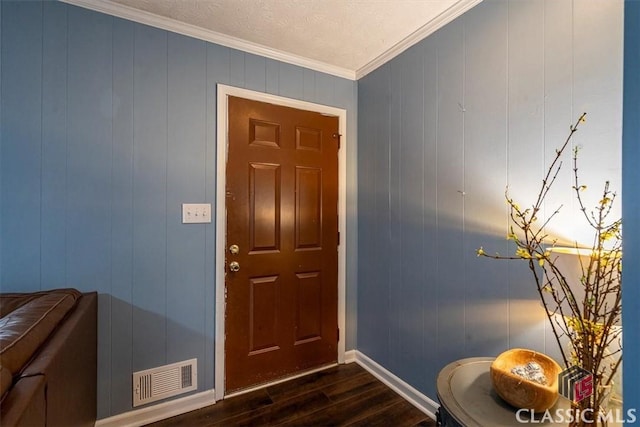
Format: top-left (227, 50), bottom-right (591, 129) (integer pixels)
top-left (0, 289), bottom-right (97, 426)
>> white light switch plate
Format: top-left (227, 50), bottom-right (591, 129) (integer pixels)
top-left (182, 203), bottom-right (212, 224)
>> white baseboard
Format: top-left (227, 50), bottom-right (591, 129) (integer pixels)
top-left (344, 349), bottom-right (357, 363)
top-left (95, 353), bottom-right (438, 426)
top-left (354, 351), bottom-right (439, 420)
top-left (95, 389), bottom-right (216, 427)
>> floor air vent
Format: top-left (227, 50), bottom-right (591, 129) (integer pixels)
top-left (133, 358), bottom-right (197, 407)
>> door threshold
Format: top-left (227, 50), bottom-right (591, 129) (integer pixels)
top-left (223, 362), bottom-right (338, 400)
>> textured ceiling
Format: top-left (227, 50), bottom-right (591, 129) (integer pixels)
top-left (96, 0), bottom-right (473, 76)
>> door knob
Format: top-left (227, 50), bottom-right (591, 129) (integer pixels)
top-left (229, 244), bottom-right (239, 255)
top-left (229, 261), bottom-right (240, 272)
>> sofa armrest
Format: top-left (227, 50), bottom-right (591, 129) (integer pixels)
top-left (0, 375), bottom-right (46, 426)
top-left (22, 292), bottom-right (97, 427)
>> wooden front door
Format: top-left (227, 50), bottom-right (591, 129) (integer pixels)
top-left (225, 96), bottom-right (339, 393)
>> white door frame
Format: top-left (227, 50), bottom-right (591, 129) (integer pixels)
top-left (215, 84), bottom-right (347, 401)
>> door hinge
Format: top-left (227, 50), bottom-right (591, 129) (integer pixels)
top-left (337, 231), bottom-right (340, 246)
top-left (337, 327), bottom-right (340, 342)
top-left (332, 132), bottom-right (341, 149)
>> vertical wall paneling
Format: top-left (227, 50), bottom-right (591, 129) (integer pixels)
top-left (505, 0), bottom-right (546, 352)
top-left (570, 1), bottom-right (623, 244)
top-left (206, 42), bottom-right (230, 87)
top-left (132, 24), bottom-right (168, 371)
top-left (387, 58), bottom-right (402, 374)
top-left (622, 0), bottom-right (640, 415)
top-left (360, 64), bottom-right (392, 366)
top-left (434, 18), bottom-right (465, 366)
top-left (244, 53), bottom-right (266, 93)
top-left (205, 42), bottom-right (230, 389)
top-left (541, 0), bottom-right (574, 356)
top-left (334, 76), bottom-right (358, 350)
top-left (375, 65), bottom-right (391, 367)
top-left (542, 0), bottom-right (573, 233)
top-left (357, 0), bottom-right (623, 403)
top-left (462, 0), bottom-right (509, 357)
top-left (1, 1), bottom-right (42, 291)
top-left (41, 1), bottom-right (68, 288)
top-left (421, 35), bottom-right (439, 396)
top-left (66, 5), bottom-right (114, 414)
top-left (303, 68), bottom-right (315, 102)
top-left (229, 49), bottom-right (245, 88)
top-left (0, 2), bottom-right (357, 418)
top-left (278, 63), bottom-right (304, 99)
top-left (315, 71), bottom-right (335, 107)
top-left (67, 6), bottom-right (114, 413)
top-left (66, 6), bottom-right (113, 293)
top-left (398, 45), bottom-right (425, 389)
top-left (355, 72), bottom-right (375, 361)
top-left (166, 32), bottom-right (207, 379)
top-left (110, 16), bottom-right (135, 416)
top-left (265, 58), bottom-right (280, 95)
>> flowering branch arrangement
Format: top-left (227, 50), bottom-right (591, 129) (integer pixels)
top-left (477, 113), bottom-right (622, 426)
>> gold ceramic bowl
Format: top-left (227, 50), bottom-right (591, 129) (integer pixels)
top-left (490, 348), bottom-right (562, 413)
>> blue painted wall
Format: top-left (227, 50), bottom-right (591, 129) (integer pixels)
top-left (2, 0), bottom-right (632, 420)
top-left (623, 0), bottom-right (640, 417)
top-left (358, 0), bottom-right (623, 401)
top-left (0, 1), bottom-right (358, 418)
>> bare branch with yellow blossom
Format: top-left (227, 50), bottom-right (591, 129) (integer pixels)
top-left (476, 113), bottom-right (622, 425)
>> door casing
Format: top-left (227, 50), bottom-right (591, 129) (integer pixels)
top-left (215, 84), bottom-right (347, 400)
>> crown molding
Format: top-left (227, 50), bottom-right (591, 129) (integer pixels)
top-left (60, 0), bottom-right (357, 80)
top-left (61, 0), bottom-right (482, 82)
top-left (355, 0), bottom-right (483, 79)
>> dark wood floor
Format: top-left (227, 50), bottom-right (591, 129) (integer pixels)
top-left (147, 363), bottom-right (437, 426)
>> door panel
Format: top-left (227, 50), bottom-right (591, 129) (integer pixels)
top-left (295, 271), bottom-right (322, 344)
top-left (295, 167), bottom-right (322, 249)
top-left (248, 275), bottom-right (280, 355)
top-left (225, 96), bottom-right (339, 392)
top-left (249, 163), bottom-right (281, 252)
top-left (296, 126), bottom-right (322, 151)
top-left (250, 119), bottom-right (280, 148)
